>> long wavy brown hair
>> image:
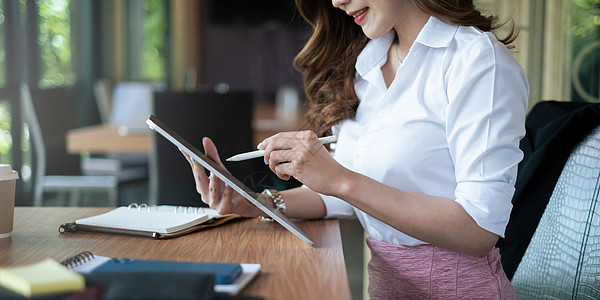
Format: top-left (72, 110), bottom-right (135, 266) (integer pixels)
top-left (293, 0), bottom-right (518, 136)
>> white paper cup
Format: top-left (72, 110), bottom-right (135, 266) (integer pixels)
top-left (0, 164), bottom-right (19, 238)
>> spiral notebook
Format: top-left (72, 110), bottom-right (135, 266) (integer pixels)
top-left (59, 204), bottom-right (240, 239)
top-left (61, 251), bottom-right (260, 296)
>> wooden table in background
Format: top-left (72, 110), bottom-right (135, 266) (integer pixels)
top-left (66, 103), bottom-right (307, 155)
top-left (0, 207), bottom-right (351, 300)
top-left (66, 123), bottom-right (150, 154)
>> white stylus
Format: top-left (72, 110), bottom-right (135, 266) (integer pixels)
top-left (226, 135), bottom-right (338, 162)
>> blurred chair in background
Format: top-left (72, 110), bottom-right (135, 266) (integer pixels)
top-left (93, 79), bottom-right (167, 126)
top-left (150, 89), bottom-right (266, 206)
top-left (184, 68), bottom-right (197, 92)
top-left (109, 81), bottom-right (167, 127)
top-left (84, 80), bottom-right (168, 193)
top-left (93, 79), bottom-right (113, 124)
top-left (20, 83), bottom-right (118, 206)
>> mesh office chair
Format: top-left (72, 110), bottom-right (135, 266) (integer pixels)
top-left (20, 83), bottom-right (118, 206)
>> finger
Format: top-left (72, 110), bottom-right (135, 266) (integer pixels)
top-left (182, 150), bottom-right (207, 196)
top-left (263, 136), bottom-right (295, 167)
top-left (203, 137), bottom-right (227, 168)
top-left (273, 163), bottom-right (293, 181)
top-left (268, 149), bottom-right (298, 165)
top-left (192, 159), bottom-right (211, 204)
top-left (222, 184), bottom-right (234, 200)
top-left (208, 172), bottom-right (222, 208)
top-left (267, 148), bottom-right (301, 178)
top-left (216, 185), bottom-right (235, 214)
top-left (256, 132), bottom-right (283, 150)
top-left (181, 150), bottom-right (192, 165)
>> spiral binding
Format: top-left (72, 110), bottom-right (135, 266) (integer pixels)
top-left (127, 203), bottom-right (157, 211)
top-left (127, 203), bottom-right (206, 214)
top-left (174, 206), bottom-right (206, 214)
top-left (60, 251), bottom-right (95, 269)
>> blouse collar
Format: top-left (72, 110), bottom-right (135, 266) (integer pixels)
top-left (355, 16), bottom-right (459, 78)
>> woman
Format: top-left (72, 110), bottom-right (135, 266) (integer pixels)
top-left (184, 0), bottom-right (528, 298)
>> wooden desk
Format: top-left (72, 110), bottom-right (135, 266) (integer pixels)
top-left (67, 123), bottom-right (150, 154)
top-left (66, 103), bottom-right (307, 155)
top-left (0, 207), bottom-right (351, 300)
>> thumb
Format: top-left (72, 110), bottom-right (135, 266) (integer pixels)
top-left (202, 137), bottom-right (226, 168)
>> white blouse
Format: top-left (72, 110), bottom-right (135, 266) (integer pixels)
top-left (318, 16), bottom-right (529, 246)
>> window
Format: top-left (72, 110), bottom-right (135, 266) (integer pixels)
top-left (123, 0), bottom-right (167, 82)
top-left (0, 0), bottom-right (10, 165)
top-left (475, 0), bottom-right (600, 106)
top-left (0, 100), bottom-right (10, 164)
top-left (141, 0), bottom-right (167, 81)
top-left (0, 0), bottom-right (169, 204)
top-left (0, 0), bottom-right (5, 87)
top-left (571, 0), bottom-right (600, 102)
top-left (37, 0), bottom-right (74, 87)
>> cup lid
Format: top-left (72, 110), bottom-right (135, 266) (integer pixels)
top-left (0, 164), bottom-right (19, 181)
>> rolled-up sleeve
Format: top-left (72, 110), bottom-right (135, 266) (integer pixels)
top-left (321, 194), bottom-right (356, 219)
top-left (445, 34), bottom-right (528, 237)
top-left (298, 185), bottom-right (356, 219)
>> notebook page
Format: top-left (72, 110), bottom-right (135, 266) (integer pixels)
top-left (75, 206), bottom-right (210, 234)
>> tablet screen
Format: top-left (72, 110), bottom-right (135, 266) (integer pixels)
top-left (146, 114), bottom-right (315, 246)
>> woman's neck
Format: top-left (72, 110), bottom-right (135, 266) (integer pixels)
top-left (394, 10), bottom-right (430, 54)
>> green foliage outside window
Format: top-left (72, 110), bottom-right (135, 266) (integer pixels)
top-left (573, 0), bottom-right (600, 51)
top-left (0, 1), bottom-right (9, 164)
top-left (142, 0), bottom-right (167, 82)
top-left (0, 100), bottom-right (11, 164)
top-left (572, 0), bottom-right (600, 101)
top-left (0, 0), bottom-right (5, 88)
top-left (37, 0), bottom-right (73, 87)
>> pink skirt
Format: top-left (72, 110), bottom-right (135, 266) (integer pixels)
top-left (367, 237), bottom-right (516, 299)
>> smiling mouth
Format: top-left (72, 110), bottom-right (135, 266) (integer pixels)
top-left (351, 8), bottom-right (368, 19)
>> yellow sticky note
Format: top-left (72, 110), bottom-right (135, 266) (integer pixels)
top-left (0, 258), bottom-right (85, 297)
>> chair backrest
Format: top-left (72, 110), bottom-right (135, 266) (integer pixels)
top-left (498, 101), bottom-right (600, 278)
top-left (93, 79), bottom-right (113, 124)
top-left (110, 81), bottom-right (166, 126)
top-left (150, 90), bottom-right (262, 206)
top-left (510, 125), bottom-right (600, 299)
top-left (20, 83), bottom-right (82, 177)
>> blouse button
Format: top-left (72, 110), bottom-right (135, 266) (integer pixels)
top-left (357, 148), bottom-right (366, 156)
top-left (377, 109), bottom-right (387, 117)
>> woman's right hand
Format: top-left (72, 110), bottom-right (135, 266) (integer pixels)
top-left (181, 137), bottom-right (264, 217)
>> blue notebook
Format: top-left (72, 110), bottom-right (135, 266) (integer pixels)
top-left (61, 251), bottom-right (243, 285)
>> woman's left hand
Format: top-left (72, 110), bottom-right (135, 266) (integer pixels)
top-left (259, 131), bottom-right (347, 196)
top-left (181, 137), bottom-right (264, 217)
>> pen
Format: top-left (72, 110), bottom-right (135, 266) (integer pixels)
top-left (226, 135), bottom-right (338, 162)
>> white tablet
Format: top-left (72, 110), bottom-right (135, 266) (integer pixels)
top-left (146, 115), bottom-right (315, 246)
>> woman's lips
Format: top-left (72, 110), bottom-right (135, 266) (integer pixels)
top-left (350, 7), bottom-right (368, 25)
